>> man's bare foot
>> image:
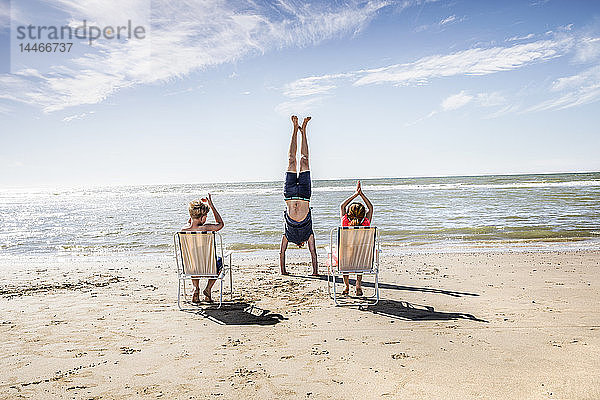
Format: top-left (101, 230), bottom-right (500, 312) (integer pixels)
top-left (291, 115), bottom-right (299, 130)
top-left (281, 269), bottom-right (289, 276)
top-left (203, 289), bottom-right (212, 302)
top-left (300, 116), bottom-right (311, 133)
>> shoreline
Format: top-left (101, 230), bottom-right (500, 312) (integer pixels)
top-left (1, 239), bottom-right (599, 267)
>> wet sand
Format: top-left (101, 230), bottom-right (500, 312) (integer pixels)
top-left (1, 250), bottom-right (599, 399)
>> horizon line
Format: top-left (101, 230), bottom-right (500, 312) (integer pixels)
top-left (1, 170), bottom-right (598, 191)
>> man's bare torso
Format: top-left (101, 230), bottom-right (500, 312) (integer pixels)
top-left (286, 199), bottom-right (310, 222)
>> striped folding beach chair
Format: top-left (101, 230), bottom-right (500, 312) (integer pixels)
top-left (326, 226), bottom-right (380, 306)
top-left (174, 231), bottom-right (233, 309)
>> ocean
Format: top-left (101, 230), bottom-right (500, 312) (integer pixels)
top-left (1, 172), bottom-right (599, 258)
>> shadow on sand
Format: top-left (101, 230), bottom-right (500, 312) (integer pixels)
top-left (363, 299), bottom-right (488, 323)
top-left (293, 274), bottom-right (480, 298)
top-left (184, 302), bottom-right (287, 326)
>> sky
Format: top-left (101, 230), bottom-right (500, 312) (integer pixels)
top-left (0, 0), bottom-right (599, 188)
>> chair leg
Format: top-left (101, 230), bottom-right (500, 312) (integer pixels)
top-left (229, 263), bottom-right (233, 301)
top-left (332, 274), bottom-right (341, 306)
top-left (218, 279), bottom-right (223, 309)
top-left (177, 278), bottom-right (182, 310)
top-left (373, 272), bottom-right (379, 306)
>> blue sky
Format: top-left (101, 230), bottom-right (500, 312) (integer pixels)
top-left (0, 0), bottom-right (599, 188)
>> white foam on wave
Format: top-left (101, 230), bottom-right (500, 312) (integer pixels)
top-left (313, 180), bottom-right (600, 192)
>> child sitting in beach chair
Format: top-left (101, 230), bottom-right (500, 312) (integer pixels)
top-left (339, 181), bottom-right (374, 296)
top-left (181, 194), bottom-right (224, 303)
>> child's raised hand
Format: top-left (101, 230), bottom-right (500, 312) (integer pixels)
top-left (356, 180), bottom-right (362, 194)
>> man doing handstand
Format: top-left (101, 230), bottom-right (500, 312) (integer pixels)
top-left (280, 115), bottom-right (318, 276)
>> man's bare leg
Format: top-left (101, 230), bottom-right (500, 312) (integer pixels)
top-left (307, 234), bottom-right (318, 276)
top-left (279, 235), bottom-right (289, 275)
top-left (299, 116), bottom-right (311, 172)
top-left (288, 115), bottom-right (299, 173)
top-left (280, 116), bottom-right (298, 275)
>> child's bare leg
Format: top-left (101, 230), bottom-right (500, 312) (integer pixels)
top-left (356, 274), bottom-right (362, 289)
top-left (288, 115), bottom-right (299, 172)
top-left (191, 278), bottom-right (200, 303)
top-left (343, 275), bottom-right (350, 292)
top-left (299, 117), bottom-right (311, 172)
top-left (204, 279), bottom-right (217, 301)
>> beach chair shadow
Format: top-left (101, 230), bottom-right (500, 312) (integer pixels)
top-left (185, 302), bottom-right (287, 326)
top-left (362, 299), bottom-right (488, 323)
top-left (304, 275), bottom-right (480, 298)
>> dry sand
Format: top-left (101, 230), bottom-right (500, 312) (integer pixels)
top-left (1, 250), bottom-right (599, 399)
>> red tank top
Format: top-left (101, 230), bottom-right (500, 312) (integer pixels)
top-left (341, 214), bottom-right (371, 227)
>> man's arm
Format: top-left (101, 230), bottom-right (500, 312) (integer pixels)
top-left (279, 235), bottom-right (289, 274)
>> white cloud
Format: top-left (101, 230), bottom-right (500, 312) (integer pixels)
top-left (275, 95), bottom-right (326, 116)
top-left (283, 73), bottom-right (354, 98)
top-left (483, 103), bottom-right (521, 119)
top-left (62, 110), bottom-right (95, 122)
top-left (552, 65), bottom-right (600, 91)
top-left (527, 65), bottom-right (600, 112)
top-left (506, 33), bottom-right (535, 42)
top-left (441, 91), bottom-right (473, 110)
top-left (282, 36), bottom-right (573, 98)
top-left (407, 90), bottom-right (506, 125)
top-left (281, 32), bottom-right (600, 119)
top-left (0, 0), bottom-right (394, 112)
top-left (353, 38), bottom-right (571, 86)
top-left (476, 91), bottom-right (506, 107)
top-left (439, 15), bottom-right (456, 26)
top-left (574, 37), bottom-right (600, 63)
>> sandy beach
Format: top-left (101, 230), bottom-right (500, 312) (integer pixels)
top-left (0, 250), bottom-right (598, 399)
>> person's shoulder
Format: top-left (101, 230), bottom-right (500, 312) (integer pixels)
top-left (341, 214), bottom-right (349, 226)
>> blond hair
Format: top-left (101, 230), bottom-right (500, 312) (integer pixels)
top-left (189, 200), bottom-right (209, 219)
top-left (347, 202), bottom-right (366, 226)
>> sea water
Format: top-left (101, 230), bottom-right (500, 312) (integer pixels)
top-left (1, 172), bottom-right (599, 258)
